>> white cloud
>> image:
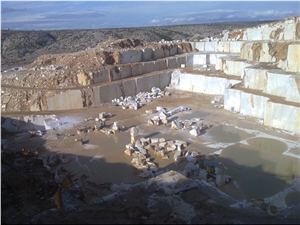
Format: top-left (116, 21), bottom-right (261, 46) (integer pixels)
top-left (151, 19), bottom-right (160, 23)
top-left (161, 8), bottom-right (297, 25)
top-left (187, 17), bottom-right (196, 21)
top-left (2, 14), bottom-right (45, 23)
top-left (1, 1), bottom-right (299, 30)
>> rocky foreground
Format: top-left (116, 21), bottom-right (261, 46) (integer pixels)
top-left (2, 147), bottom-right (300, 224)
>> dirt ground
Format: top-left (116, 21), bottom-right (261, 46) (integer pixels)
top-left (2, 90), bottom-right (300, 224)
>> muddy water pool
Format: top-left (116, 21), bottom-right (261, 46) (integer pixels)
top-left (46, 92), bottom-right (299, 204)
top-left (201, 124), bottom-right (300, 202)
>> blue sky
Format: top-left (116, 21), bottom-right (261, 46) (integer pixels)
top-left (1, 1), bottom-right (300, 30)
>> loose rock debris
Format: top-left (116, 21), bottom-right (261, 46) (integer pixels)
top-left (146, 105), bottom-right (211, 136)
top-left (124, 128), bottom-right (231, 186)
top-left (110, 87), bottom-right (170, 110)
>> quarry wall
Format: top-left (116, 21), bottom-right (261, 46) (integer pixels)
top-left (2, 16), bottom-right (300, 134)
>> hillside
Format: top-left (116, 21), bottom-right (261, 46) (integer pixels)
top-left (1, 21), bottom-right (272, 71)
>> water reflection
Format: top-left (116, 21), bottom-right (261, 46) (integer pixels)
top-left (179, 110), bottom-right (211, 120)
top-left (206, 125), bottom-right (252, 143)
top-left (219, 139), bottom-right (299, 200)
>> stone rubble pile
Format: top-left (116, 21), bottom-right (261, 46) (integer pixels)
top-left (159, 39), bottom-right (186, 44)
top-left (125, 133), bottom-right (198, 178)
top-left (146, 105), bottom-right (211, 137)
top-left (124, 127), bottom-right (231, 186)
top-left (170, 118), bottom-right (210, 137)
top-left (147, 105), bottom-right (191, 126)
top-left (76, 112), bottom-right (127, 136)
top-left (110, 87), bottom-right (171, 110)
top-left (210, 96), bottom-right (224, 109)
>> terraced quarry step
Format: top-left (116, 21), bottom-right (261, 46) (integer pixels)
top-left (244, 65), bottom-right (300, 103)
top-left (2, 16), bottom-right (300, 136)
top-left (224, 84), bottom-right (300, 133)
top-left (178, 67), bottom-right (242, 95)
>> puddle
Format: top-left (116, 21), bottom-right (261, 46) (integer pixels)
top-left (51, 127), bottom-right (192, 184)
top-left (178, 110), bottom-right (211, 120)
top-left (45, 97), bottom-right (299, 203)
top-left (217, 138), bottom-right (300, 201)
top-left (51, 131), bottom-right (146, 184)
top-left (205, 125), bottom-right (252, 143)
top-left (247, 137), bottom-right (288, 156)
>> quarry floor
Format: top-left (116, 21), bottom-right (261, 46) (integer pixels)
top-left (2, 90), bottom-right (300, 224)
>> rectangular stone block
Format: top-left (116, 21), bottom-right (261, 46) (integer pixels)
top-left (154, 59), bottom-right (167, 71)
top-left (204, 42), bottom-right (218, 52)
top-left (177, 55), bottom-right (187, 66)
top-left (240, 92), bottom-right (268, 118)
top-left (159, 71), bottom-right (172, 88)
top-left (229, 41), bottom-right (244, 53)
top-left (47, 90), bottom-right (83, 110)
top-left (99, 83), bottom-right (123, 103)
top-left (110, 65), bottom-right (132, 81)
top-left (224, 60), bottom-right (251, 77)
top-left (286, 43), bottom-right (300, 72)
top-left (167, 57), bottom-right (178, 69)
top-left (143, 61), bottom-right (155, 74)
top-left (217, 41), bottom-right (230, 52)
top-left (186, 54), bottom-right (194, 66)
top-left (122, 79), bottom-right (137, 97)
top-left (120, 49), bottom-right (143, 64)
top-left (194, 42), bottom-right (205, 52)
top-left (179, 73), bottom-right (240, 95)
top-left (264, 101), bottom-right (300, 133)
top-left (261, 26), bottom-right (275, 40)
top-left (163, 48), bottom-right (170, 57)
top-left (193, 54), bottom-right (206, 65)
top-left (263, 71), bottom-right (300, 103)
top-left (243, 28), bottom-right (262, 41)
top-left (131, 63), bottom-right (144, 76)
top-left (244, 66), bottom-right (267, 90)
top-left (169, 45), bottom-right (178, 56)
top-left (82, 87), bottom-right (95, 107)
top-left (92, 68), bottom-right (110, 84)
top-left (240, 42), bottom-right (253, 61)
top-left (153, 48), bottom-right (164, 60)
top-left (142, 47), bottom-right (154, 61)
top-left (215, 57), bottom-right (227, 71)
top-left (286, 75), bottom-right (300, 103)
top-left (135, 74), bottom-right (160, 93)
top-left (259, 43), bottom-right (274, 62)
top-left (91, 86), bottom-right (101, 106)
top-left (179, 73), bottom-right (192, 92)
top-left (2, 115), bottom-right (53, 132)
top-left (209, 54), bottom-right (229, 65)
top-left (224, 88), bottom-right (242, 112)
top-left (284, 23), bottom-right (296, 40)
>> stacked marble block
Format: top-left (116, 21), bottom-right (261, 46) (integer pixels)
top-left (188, 16), bottom-right (300, 133)
top-left (88, 45), bottom-right (190, 84)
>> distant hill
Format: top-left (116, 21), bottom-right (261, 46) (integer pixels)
top-left (1, 21), bottom-right (274, 70)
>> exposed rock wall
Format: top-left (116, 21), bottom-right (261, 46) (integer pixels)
top-left (223, 16), bottom-right (300, 41)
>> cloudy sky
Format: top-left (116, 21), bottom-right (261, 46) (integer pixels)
top-left (1, 1), bottom-right (299, 30)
